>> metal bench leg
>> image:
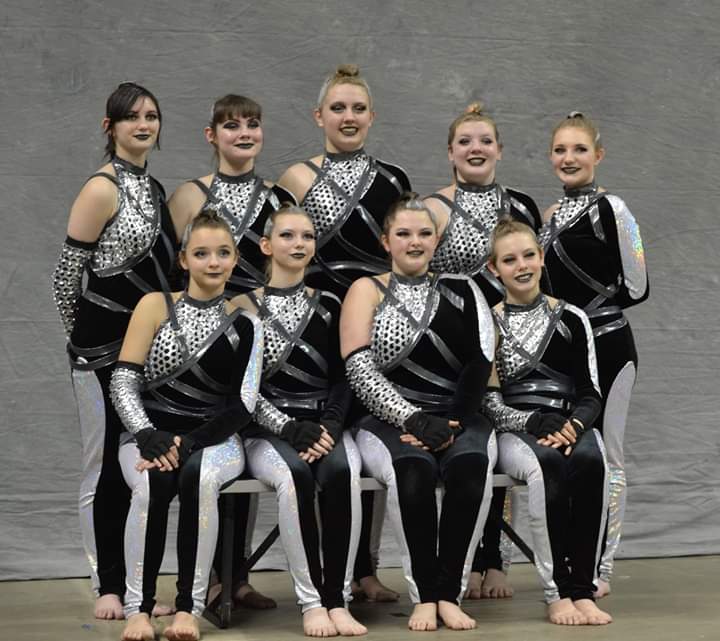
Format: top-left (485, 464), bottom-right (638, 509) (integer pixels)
top-left (490, 510), bottom-right (535, 565)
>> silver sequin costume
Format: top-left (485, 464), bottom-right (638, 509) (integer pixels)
top-left (51, 156), bottom-right (175, 598)
top-left (299, 148), bottom-right (410, 296)
top-left (482, 295), bottom-right (608, 603)
top-left (242, 283), bottom-right (362, 612)
top-left (113, 291), bottom-right (263, 618)
top-left (190, 171), bottom-right (292, 294)
top-left (540, 183), bottom-right (648, 583)
top-left (429, 183), bottom-right (540, 305)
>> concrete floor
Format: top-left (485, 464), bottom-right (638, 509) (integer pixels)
top-left (1, 557), bottom-right (717, 641)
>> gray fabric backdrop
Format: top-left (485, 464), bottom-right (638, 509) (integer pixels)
top-left (1, 0), bottom-right (718, 580)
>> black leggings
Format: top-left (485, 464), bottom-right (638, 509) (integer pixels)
top-left (356, 416), bottom-right (495, 604)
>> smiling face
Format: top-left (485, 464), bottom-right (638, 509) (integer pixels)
top-left (260, 212), bottom-right (316, 275)
top-left (382, 208), bottom-right (439, 277)
top-left (180, 226), bottom-right (237, 296)
top-left (104, 96), bottom-right (160, 161)
top-left (206, 115), bottom-right (263, 173)
top-left (489, 230), bottom-right (544, 304)
top-left (449, 120), bottom-right (502, 185)
top-left (550, 126), bottom-right (604, 190)
top-left (314, 83), bottom-right (374, 153)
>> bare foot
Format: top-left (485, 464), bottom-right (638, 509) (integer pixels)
top-left (480, 568), bottom-right (514, 598)
top-left (408, 603), bottom-right (437, 632)
top-left (358, 575), bottom-right (399, 602)
top-left (164, 611), bottom-right (201, 641)
top-left (438, 601), bottom-right (476, 630)
top-left (121, 613), bottom-right (155, 641)
top-left (573, 599), bottom-right (613, 625)
top-left (593, 578), bottom-right (611, 599)
top-left (303, 607), bottom-right (338, 637)
top-left (464, 571), bottom-right (483, 599)
top-left (96, 593), bottom-right (124, 620)
top-left (152, 603), bottom-right (176, 617)
top-left (547, 598), bottom-right (587, 625)
top-left (328, 607), bottom-right (367, 636)
top-left (234, 583), bottom-right (277, 609)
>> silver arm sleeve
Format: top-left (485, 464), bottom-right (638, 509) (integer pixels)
top-left (482, 390), bottom-right (535, 433)
top-left (239, 313), bottom-right (264, 414)
top-left (51, 239), bottom-right (93, 337)
top-left (253, 394), bottom-right (291, 436)
top-left (345, 347), bottom-right (419, 428)
top-left (110, 364), bottom-right (154, 434)
top-left (606, 194), bottom-right (647, 301)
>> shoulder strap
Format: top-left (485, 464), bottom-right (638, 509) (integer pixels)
top-left (191, 178), bottom-right (214, 200)
top-left (86, 171), bottom-right (119, 186)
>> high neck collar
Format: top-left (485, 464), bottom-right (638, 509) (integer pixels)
top-left (181, 292), bottom-right (226, 309)
top-left (391, 271), bottom-right (431, 287)
top-left (563, 181), bottom-right (597, 198)
top-left (325, 147), bottom-right (366, 162)
top-left (264, 281), bottom-right (305, 297)
top-left (504, 292), bottom-right (545, 313)
top-left (456, 180), bottom-right (497, 194)
top-left (113, 156), bottom-right (147, 176)
top-left (216, 168), bottom-right (255, 184)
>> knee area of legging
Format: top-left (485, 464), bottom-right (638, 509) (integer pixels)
top-left (533, 446), bottom-right (567, 480)
top-left (570, 446), bottom-right (606, 480)
top-left (393, 457), bottom-right (437, 502)
top-left (443, 453), bottom-right (489, 490)
top-left (147, 470), bottom-right (176, 504)
top-left (316, 461), bottom-right (351, 492)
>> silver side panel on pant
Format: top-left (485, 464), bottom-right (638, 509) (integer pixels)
top-left (455, 430), bottom-right (497, 604)
top-left (341, 431), bottom-right (364, 604)
top-left (119, 436), bottom-right (244, 617)
top-left (355, 428), bottom-right (421, 603)
top-left (119, 442), bottom-right (150, 618)
top-left (192, 436), bottom-right (245, 616)
top-left (598, 362), bottom-right (635, 581)
top-left (244, 434), bottom-right (362, 612)
top-left (497, 432), bottom-right (560, 603)
top-left (72, 367), bottom-right (105, 595)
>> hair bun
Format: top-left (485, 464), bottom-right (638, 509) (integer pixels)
top-left (566, 110), bottom-right (584, 119)
top-left (465, 101), bottom-right (485, 115)
top-left (336, 64), bottom-right (360, 78)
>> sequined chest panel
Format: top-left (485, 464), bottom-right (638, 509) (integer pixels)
top-left (91, 160), bottom-right (160, 275)
top-left (145, 295), bottom-right (227, 382)
top-left (209, 174), bottom-right (274, 245)
top-left (371, 275), bottom-right (440, 371)
top-left (495, 297), bottom-right (565, 384)
top-left (538, 187), bottom-right (602, 249)
top-left (302, 152), bottom-right (377, 240)
top-left (258, 287), bottom-right (313, 374)
top-left (431, 186), bottom-right (501, 275)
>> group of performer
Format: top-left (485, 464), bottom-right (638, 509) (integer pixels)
top-left (51, 64), bottom-right (648, 640)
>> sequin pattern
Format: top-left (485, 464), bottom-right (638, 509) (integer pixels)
top-left (481, 390), bottom-right (534, 433)
top-left (211, 175), bottom-right (268, 245)
top-left (261, 288), bottom-right (309, 371)
top-left (52, 241), bottom-right (93, 335)
top-left (345, 349), bottom-right (419, 427)
top-left (146, 296), bottom-right (227, 381)
top-left (91, 161), bottom-right (158, 273)
top-left (538, 192), bottom-right (591, 248)
top-left (371, 276), bottom-right (438, 369)
top-left (496, 301), bottom-right (552, 383)
top-left (254, 395), bottom-right (291, 434)
top-left (110, 366), bottom-right (154, 434)
top-left (431, 187), bottom-right (499, 275)
top-left (302, 152), bottom-right (377, 239)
